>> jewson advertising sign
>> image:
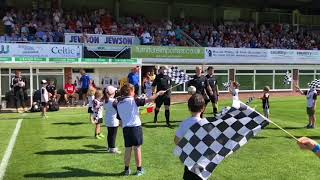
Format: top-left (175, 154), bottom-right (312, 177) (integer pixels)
top-left (65, 33), bottom-right (139, 46)
top-left (131, 46), bottom-right (205, 59)
top-left (0, 43), bottom-right (83, 58)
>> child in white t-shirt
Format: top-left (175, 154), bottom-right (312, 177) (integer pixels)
top-left (104, 86), bottom-right (121, 154)
top-left (175, 94), bottom-right (206, 180)
top-left (87, 88), bottom-right (96, 124)
top-left (40, 80), bottom-right (49, 119)
top-left (229, 81), bottom-right (240, 107)
top-left (92, 88), bottom-right (105, 139)
top-left (115, 83), bottom-right (165, 176)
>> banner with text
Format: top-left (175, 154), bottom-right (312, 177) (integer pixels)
top-left (0, 43), bottom-right (83, 58)
top-left (131, 46), bottom-right (205, 59)
top-left (205, 47), bottom-right (320, 61)
top-left (65, 33), bottom-right (139, 46)
top-left (0, 57), bottom-right (141, 65)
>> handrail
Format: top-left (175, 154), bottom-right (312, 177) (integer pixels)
top-left (180, 30), bottom-right (202, 47)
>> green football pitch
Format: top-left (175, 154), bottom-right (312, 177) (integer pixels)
top-left (0, 96), bottom-right (319, 180)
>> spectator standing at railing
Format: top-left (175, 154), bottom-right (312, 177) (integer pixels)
top-left (94, 24), bottom-right (103, 34)
top-left (3, 12), bottom-right (14, 35)
top-left (141, 29), bottom-right (152, 45)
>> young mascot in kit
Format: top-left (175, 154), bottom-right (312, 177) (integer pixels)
top-left (104, 86), bottom-right (121, 154)
top-left (296, 85), bottom-right (317, 129)
top-left (174, 94), bottom-right (206, 180)
top-left (229, 81), bottom-right (240, 107)
top-left (40, 80), bottom-right (49, 119)
top-left (92, 88), bottom-right (105, 139)
top-left (116, 83), bottom-right (165, 176)
top-left (259, 86), bottom-right (270, 118)
top-left (87, 88), bottom-right (96, 124)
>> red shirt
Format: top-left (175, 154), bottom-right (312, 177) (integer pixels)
top-left (64, 83), bottom-right (76, 94)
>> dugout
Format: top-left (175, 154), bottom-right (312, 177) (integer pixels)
top-left (0, 58), bottom-right (142, 108)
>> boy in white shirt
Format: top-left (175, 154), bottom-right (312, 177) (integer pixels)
top-left (116, 83), bottom-right (165, 176)
top-left (40, 80), bottom-right (49, 119)
top-left (174, 94), bottom-right (206, 180)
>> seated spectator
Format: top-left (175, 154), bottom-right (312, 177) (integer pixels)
top-left (94, 24), bottom-right (103, 34)
top-left (64, 78), bottom-right (79, 105)
top-left (46, 79), bottom-right (61, 103)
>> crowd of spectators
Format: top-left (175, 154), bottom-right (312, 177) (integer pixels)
top-left (1, 8), bottom-right (320, 50)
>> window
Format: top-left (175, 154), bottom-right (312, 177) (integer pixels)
top-left (236, 75), bottom-right (254, 90)
top-left (73, 68), bottom-right (95, 73)
top-left (299, 70), bottom-right (315, 89)
top-left (38, 75), bottom-right (64, 90)
top-left (255, 75), bottom-right (273, 90)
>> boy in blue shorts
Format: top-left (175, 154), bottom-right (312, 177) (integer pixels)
top-left (116, 83), bottom-right (165, 176)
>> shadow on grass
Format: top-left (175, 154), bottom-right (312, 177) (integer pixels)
top-left (35, 149), bottom-right (105, 155)
top-left (24, 167), bottom-right (122, 178)
top-left (266, 127), bottom-right (305, 130)
top-left (252, 136), bottom-right (268, 139)
top-left (46, 136), bottom-right (90, 140)
top-left (142, 123), bottom-right (178, 129)
top-left (51, 122), bottom-right (86, 126)
top-left (83, 145), bottom-right (106, 149)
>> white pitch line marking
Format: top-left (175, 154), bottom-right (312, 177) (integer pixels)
top-left (0, 119), bottom-right (23, 180)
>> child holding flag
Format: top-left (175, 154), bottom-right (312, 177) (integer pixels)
top-left (174, 94), bottom-right (205, 180)
top-left (116, 83), bottom-right (165, 176)
top-left (104, 86), bottom-right (121, 154)
top-left (296, 85), bottom-right (317, 129)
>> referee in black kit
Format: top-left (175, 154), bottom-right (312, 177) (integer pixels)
top-left (152, 66), bottom-right (172, 127)
top-left (205, 66), bottom-right (219, 116)
top-left (188, 66), bottom-right (209, 118)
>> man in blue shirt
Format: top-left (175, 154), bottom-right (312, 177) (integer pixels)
top-left (128, 67), bottom-right (140, 95)
top-left (79, 69), bottom-right (92, 106)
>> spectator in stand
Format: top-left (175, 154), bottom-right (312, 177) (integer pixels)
top-left (141, 29), bottom-right (152, 45)
top-left (2, 12), bottom-right (14, 35)
top-left (64, 77), bottom-right (79, 106)
top-left (94, 24), bottom-right (103, 34)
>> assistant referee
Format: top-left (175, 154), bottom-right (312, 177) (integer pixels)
top-left (205, 66), bottom-right (219, 116)
top-left (188, 66), bottom-right (209, 118)
top-left (152, 66), bottom-right (172, 127)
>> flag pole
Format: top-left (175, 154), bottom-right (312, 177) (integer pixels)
top-left (268, 120), bottom-right (299, 141)
top-left (166, 80), bottom-right (192, 92)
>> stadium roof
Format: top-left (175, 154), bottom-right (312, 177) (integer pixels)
top-left (159, 0), bottom-right (320, 13)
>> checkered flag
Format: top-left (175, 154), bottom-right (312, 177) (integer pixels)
top-left (165, 66), bottom-right (193, 84)
top-left (222, 81), bottom-right (231, 90)
top-left (308, 79), bottom-right (320, 89)
top-left (174, 102), bottom-right (269, 179)
top-left (246, 97), bottom-right (255, 105)
top-left (283, 71), bottom-right (292, 85)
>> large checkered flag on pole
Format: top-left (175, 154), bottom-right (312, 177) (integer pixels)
top-left (283, 71), bottom-right (292, 85)
top-left (165, 66), bottom-right (192, 84)
top-left (174, 102), bottom-right (269, 180)
top-left (308, 79), bottom-right (320, 89)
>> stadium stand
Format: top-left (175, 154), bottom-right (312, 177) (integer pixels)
top-left (1, 8), bottom-right (320, 49)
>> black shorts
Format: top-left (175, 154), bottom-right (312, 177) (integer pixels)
top-left (95, 118), bottom-right (103, 124)
top-left (155, 95), bottom-right (171, 108)
top-left (88, 107), bottom-right (93, 114)
top-left (81, 88), bottom-right (89, 94)
top-left (206, 95), bottom-right (218, 104)
top-left (123, 126), bottom-right (143, 147)
top-left (41, 102), bottom-right (47, 107)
